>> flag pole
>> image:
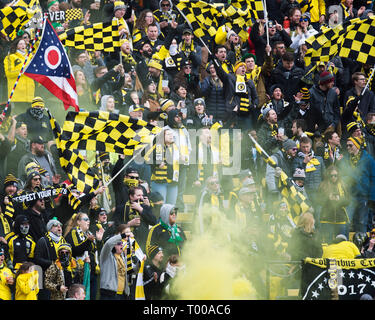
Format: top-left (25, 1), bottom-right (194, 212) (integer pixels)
top-left (262, 0), bottom-right (270, 55)
top-left (0, 15), bottom-right (45, 127)
top-left (104, 130), bottom-right (162, 188)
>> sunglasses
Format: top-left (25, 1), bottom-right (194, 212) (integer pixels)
top-left (116, 241), bottom-right (124, 246)
top-left (330, 174), bottom-right (338, 178)
top-left (80, 217), bottom-right (90, 222)
top-left (32, 177), bottom-right (41, 181)
top-left (128, 176), bottom-right (139, 180)
top-left (161, 3), bottom-right (170, 7)
top-left (300, 17), bottom-right (309, 22)
top-left (99, 212), bottom-right (107, 215)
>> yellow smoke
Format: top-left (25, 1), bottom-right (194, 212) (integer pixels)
top-left (170, 205), bottom-right (258, 300)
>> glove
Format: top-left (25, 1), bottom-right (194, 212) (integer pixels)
top-left (275, 167), bottom-right (282, 178)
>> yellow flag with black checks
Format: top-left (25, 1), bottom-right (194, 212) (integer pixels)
top-left (59, 111), bottom-right (162, 157)
top-left (249, 134), bottom-right (310, 217)
top-left (339, 16), bottom-right (375, 65)
top-left (176, 0), bottom-right (220, 39)
top-left (48, 110), bottom-right (100, 195)
top-left (0, 6), bottom-right (35, 40)
top-left (59, 19), bottom-right (121, 52)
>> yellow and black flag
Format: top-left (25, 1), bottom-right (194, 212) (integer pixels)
top-left (59, 19), bottom-right (121, 52)
top-left (59, 111), bottom-right (162, 156)
top-left (248, 134), bottom-right (311, 218)
top-left (339, 16), bottom-right (375, 65)
top-left (48, 110), bottom-right (100, 195)
top-left (0, 6), bottom-right (35, 40)
top-left (176, 0), bottom-right (221, 39)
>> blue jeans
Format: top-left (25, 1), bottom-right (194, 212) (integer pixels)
top-left (151, 181), bottom-right (178, 205)
top-left (348, 199), bottom-right (371, 233)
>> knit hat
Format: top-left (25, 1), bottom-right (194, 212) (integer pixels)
top-left (148, 59), bottom-right (163, 71)
top-left (25, 162), bottom-right (40, 176)
top-left (58, 243), bottom-right (72, 253)
top-left (31, 96), bottom-right (45, 108)
top-left (319, 71), bottom-right (334, 85)
top-left (129, 105), bottom-right (144, 113)
top-left (348, 136), bottom-right (362, 149)
top-left (4, 174), bottom-right (18, 189)
top-left (347, 122), bottom-right (361, 135)
top-left (261, 106), bottom-right (272, 118)
top-left (226, 30), bottom-right (237, 40)
top-left (233, 61), bottom-right (246, 73)
top-left (114, 1), bottom-right (126, 11)
top-left (194, 98), bottom-right (205, 107)
top-left (242, 52), bottom-right (256, 64)
top-left (293, 168), bottom-right (306, 180)
top-left (47, 218), bottom-right (62, 231)
top-left (147, 245), bottom-right (163, 260)
top-left (282, 139), bottom-right (297, 151)
top-left (269, 84), bottom-right (282, 96)
top-left (160, 99), bottom-right (175, 112)
top-left (26, 170), bottom-right (41, 182)
top-left (300, 87), bottom-right (311, 102)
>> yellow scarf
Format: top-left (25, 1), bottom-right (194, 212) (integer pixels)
top-left (305, 157), bottom-right (321, 172)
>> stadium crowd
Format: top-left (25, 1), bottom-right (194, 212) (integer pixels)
top-left (1, 0), bottom-right (375, 300)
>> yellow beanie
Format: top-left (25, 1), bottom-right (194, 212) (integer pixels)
top-left (233, 61), bottom-right (246, 73)
top-left (148, 59), bottom-right (163, 71)
top-left (31, 96), bottom-right (45, 108)
top-left (348, 136), bottom-right (362, 149)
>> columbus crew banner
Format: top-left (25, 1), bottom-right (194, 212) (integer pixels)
top-left (301, 258), bottom-right (375, 300)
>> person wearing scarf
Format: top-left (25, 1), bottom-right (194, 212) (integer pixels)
top-left (44, 243), bottom-right (83, 300)
top-left (146, 204), bottom-right (186, 266)
top-left (345, 136), bottom-right (375, 234)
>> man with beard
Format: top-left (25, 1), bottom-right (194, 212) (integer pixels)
top-left (24, 198), bottom-right (51, 242)
top-left (17, 136), bottom-right (57, 185)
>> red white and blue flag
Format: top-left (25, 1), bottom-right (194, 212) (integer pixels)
top-left (24, 19), bottom-right (79, 111)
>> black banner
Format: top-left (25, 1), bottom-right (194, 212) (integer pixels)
top-left (301, 258), bottom-right (375, 300)
top-left (12, 187), bottom-right (68, 204)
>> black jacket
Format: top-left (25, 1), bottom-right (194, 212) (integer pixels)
top-left (269, 63), bottom-right (305, 103)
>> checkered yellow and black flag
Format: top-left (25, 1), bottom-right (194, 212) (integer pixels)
top-left (339, 16), bottom-right (375, 65)
top-left (0, 6), bottom-right (35, 40)
top-left (176, 0), bottom-right (221, 39)
top-left (59, 19), bottom-right (121, 52)
top-left (248, 134), bottom-right (311, 218)
top-left (64, 8), bottom-right (83, 23)
top-left (48, 110), bottom-right (100, 195)
top-left (59, 111), bottom-right (162, 156)
top-left (303, 17), bottom-right (375, 66)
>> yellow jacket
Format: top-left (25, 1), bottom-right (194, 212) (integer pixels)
top-left (299, 0), bottom-right (326, 23)
top-left (15, 270), bottom-right (39, 300)
top-left (322, 241), bottom-right (360, 259)
top-left (0, 264), bottom-right (13, 300)
top-left (4, 51), bottom-right (35, 103)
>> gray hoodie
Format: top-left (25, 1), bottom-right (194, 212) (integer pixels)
top-left (159, 204), bottom-right (175, 227)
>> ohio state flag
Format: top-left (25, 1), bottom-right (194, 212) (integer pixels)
top-left (24, 19), bottom-right (79, 111)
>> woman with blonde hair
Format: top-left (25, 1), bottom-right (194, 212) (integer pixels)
top-left (288, 211), bottom-right (323, 261)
